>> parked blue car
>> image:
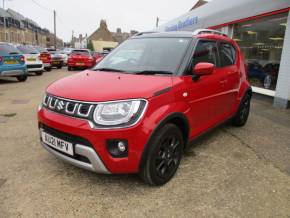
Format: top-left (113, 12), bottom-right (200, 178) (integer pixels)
top-left (0, 43), bottom-right (28, 82)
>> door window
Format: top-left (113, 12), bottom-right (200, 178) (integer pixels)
top-left (192, 40), bottom-right (219, 68)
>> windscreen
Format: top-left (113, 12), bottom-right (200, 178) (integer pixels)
top-left (17, 46), bottom-right (38, 54)
top-left (0, 44), bottom-right (21, 55)
top-left (71, 50), bottom-right (90, 56)
top-left (95, 37), bottom-right (191, 74)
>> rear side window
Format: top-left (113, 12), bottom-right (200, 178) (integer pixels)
top-left (0, 44), bottom-right (20, 55)
top-left (219, 43), bottom-right (236, 67)
top-left (192, 40), bottom-right (219, 67)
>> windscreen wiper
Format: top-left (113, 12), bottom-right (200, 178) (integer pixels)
top-left (135, 70), bottom-right (173, 75)
top-left (9, 52), bottom-right (19, 55)
top-left (94, 68), bottom-right (126, 72)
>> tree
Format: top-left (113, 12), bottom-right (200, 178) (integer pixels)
top-left (87, 40), bottom-right (94, 51)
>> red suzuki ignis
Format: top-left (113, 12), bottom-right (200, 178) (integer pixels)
top-left (38, 30), bottom-right (251, 186)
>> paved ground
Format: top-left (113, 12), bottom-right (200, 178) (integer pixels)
top-left (0, 69), bottom-right (289, 218)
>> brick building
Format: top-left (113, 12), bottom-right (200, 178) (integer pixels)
top-left (87, 20), bottom-right (138, 51)
top-left (0, 7), bottom-right (63, 48)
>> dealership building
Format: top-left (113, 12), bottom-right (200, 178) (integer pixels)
top-left (157, 0), bottom-right (290, 108)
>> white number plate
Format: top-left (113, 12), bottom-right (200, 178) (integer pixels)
top-left (41, 131), bottom-right (74, 156)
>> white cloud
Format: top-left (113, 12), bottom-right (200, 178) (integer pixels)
top-left (5, 0), bottom-right (198, 41)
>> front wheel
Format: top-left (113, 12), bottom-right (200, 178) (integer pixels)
top-left (16, 75), bottom-right (28, 82)
top-left (140, 124), bottom-right (184, 186)
top-left (232, 92), bottom-right (251, 126)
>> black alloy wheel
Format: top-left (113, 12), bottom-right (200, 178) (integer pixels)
top-left (232, 92), bottom-right (251, 126)
top-left (140, 124), bottom-right (184, 186)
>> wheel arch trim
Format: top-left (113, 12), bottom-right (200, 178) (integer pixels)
top-left (139, 112), bottom-right (189, 171)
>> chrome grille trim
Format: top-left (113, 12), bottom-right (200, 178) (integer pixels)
top-left (43, 95), bottom-right (94, 119)
top-left (77, 104), bottom-right (93, 117)
top-left (65, 102), bottom-right (78, 115)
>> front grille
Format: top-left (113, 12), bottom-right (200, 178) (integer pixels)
top-left (43, 95), bottom-right (95, 119)
top-left (27, 64), bottom-right (42, 69)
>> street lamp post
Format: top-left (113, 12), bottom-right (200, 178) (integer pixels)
top-left (2, 0), bottom-right (9, 42)
top-left (3, 0), bottom-right (6, 42)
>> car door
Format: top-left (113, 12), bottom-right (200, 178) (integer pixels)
top-left (218, 42), bottom-right (240, 114)
top-left (184, 40), bottom-right (230, 137)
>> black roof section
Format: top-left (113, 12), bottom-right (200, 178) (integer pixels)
top-left (131, 31), bottom-right (195, 38)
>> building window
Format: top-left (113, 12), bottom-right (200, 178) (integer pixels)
top-left (233, 12), bottom-right (288, 91)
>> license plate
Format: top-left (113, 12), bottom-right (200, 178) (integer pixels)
top-left (53, 61), bottom-right (60, 64)
top-left (76, 62), bottom-right (85, 66)
top-left (27, 58), bottom-right (36, 61)
top-left (41, 131), bottom-right (74, 156)
top-left (4, 60), bottom-right (18, 65)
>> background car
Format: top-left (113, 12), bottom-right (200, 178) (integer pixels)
top-left (0, 43), bottom-right (27, 82)
top-left (67, 49), bottom-right (95, 71)
top-left (47, 49), bottom-right (63, 69)
top-left (34, 46), bottom-right (52, 72)
top-left (17, 45), bottom-right (44, 76)
top-left (58, 51), bottom-right (68, 66)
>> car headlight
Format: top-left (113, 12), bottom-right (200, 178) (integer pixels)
top-left (93, 99), bottom-right (147, 127)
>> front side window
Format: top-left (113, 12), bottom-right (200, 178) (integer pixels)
top-left (95, 37), bottom-right (191, 74)
top-left (192, 40), bottom-right (219, 68)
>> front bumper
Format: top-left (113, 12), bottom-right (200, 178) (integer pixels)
top-left (38, 108), bottom-right (150, 174)
top-left (41, 141), bottom-right (110, 174)
top-left (68, 62), bottom-right (94, 68)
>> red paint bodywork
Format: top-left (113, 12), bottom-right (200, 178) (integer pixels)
top-left (68, 53), bottom-right (95, 68)
top-left (39, 52), bottom-right (52, 65)
top-left (38, 34), bottom-right (250, 174)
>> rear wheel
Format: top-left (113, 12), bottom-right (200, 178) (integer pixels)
top-left (35, 71), bottom-right (43, 76)
top-left (140, 124), bottom-right (184, 186)
top-left (57, 66), bottom-right (62, 69)
top-left (232, 92), bottom-right (251, 126)
top-left (68, 66), bottom-right (73, 71)
top-left (45, 67), bottom-right (52, 72)
top-left (16, 75), bottom-right (28, 82)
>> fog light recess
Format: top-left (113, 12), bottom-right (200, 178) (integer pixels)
top-left (107, 140), bottom-right (128, 158)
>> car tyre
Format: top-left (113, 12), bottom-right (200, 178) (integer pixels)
top-left (68, 66), bottom-right (73, 71)
top-left (17, 75), bottom-right (28, 82)
top-left (140, 123), bottom-right (184, 186)
top-left (35, 71), bottom-right (43, 76)
top-left (45, 67), bottom-right (52, 72)
top-left (232, 92), bottom-right (251, 127)
top-left (57, 66), bottom-right (62, 69)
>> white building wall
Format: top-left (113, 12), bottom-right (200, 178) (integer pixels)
top-left (274, 11), bottom-right (290, 108)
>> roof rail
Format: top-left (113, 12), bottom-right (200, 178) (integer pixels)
top-left (193, 29), bottom-right (228, 37)
top-left (134, 31), bottom-right (158, 36)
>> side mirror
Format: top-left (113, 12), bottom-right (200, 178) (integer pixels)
top-left (193, 62), bottom-right (215, 76)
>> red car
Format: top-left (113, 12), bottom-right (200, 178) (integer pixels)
top-left (38, 30), bottom-right (251, 186)
top-left (34, 47), bottom-right (52, 71)
top-left (67, 49), bottom-right (95, 71)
